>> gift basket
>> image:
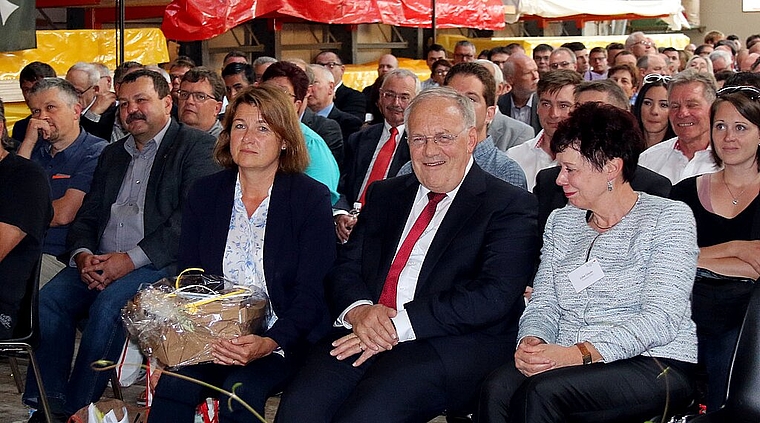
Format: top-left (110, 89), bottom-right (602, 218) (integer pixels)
top-left (122, 268), bottom-right (269, 368)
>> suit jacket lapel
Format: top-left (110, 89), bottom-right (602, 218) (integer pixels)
top-left (263, 172), bottom-right (288, 293)
top-left (102, 145), bottom-right (131, 216)
top-left (414, 164), bottom-right (487, 297)
top-left (144, 119), bottom-right (179, 230)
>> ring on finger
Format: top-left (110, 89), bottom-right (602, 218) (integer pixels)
top-left (232, 359), bottom-right (237, 365)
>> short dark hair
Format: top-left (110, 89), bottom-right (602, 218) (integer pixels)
top-left (19, 61), bottom-right (56, 85)
top-left (694, 44), bottom-right (713, 56)
top-left (615, 50), bottom-right (636, 61)
top-left (444, 62), bottom-right (496, 107)
top-left (171, 56), bottom-right (196, 70)
top-left (537, 69), bottom-right (582, 98)
top-left (223, 50), bottom-right (247, 63)
top-left (120, 69), bottom-right (171, 98)
top-left (113, 61), bottom-right (143, 84)
top-left (724, 72), bottom-right (760, 89)
top-left (533, 44), bottom-right (554, 55)
top-left (427, 43), bottom-right (446, 55)
top-left (181, 67), bottom-right (225, 101)
top-left (710, 91), bottom-right (760, 170)
top-left (222, 62), bottom-right (254, 84)
top-left (608, 64), bottom-right (640, 88)
top-left (746, 34), bottom-right (760, 49)
top-left (261, 61), bottom-right (309, 101)
top-left (606, 42), bottom-right (625, 51)
top-left (714, 70), bottom-right (735, 83)
top-left (314, 50), bottom-right (344, 65)
top-left (662, 47), bottom-right (678, 54)
top-left (488, 46), bottom-right (510, 60)
top-left (505, 43), bottom-right (524, 54)
top-left (576, 79), bottom-right (630, 110)
top-left (215, 84), bottom-right (309, 172)
top-left (589, 46), bottom-right (607, 56)
top-left (561, 42), bottom-right (587, 52)
top-left (552, 102), bottom-right (643, 183)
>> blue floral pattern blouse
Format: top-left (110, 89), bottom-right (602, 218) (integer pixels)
top-left (223, 174), bottom-right (277, 330)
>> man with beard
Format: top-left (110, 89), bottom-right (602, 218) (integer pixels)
top-left (23, 69), bottom-right (218, 423)
top-left (15, 78), bottom-right (107, 284)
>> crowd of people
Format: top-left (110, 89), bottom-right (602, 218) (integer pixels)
top-left (1, 27), bottom-right (759, 423)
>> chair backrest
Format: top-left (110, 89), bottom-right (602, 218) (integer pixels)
top-left (8, 256), bottom-right (42, 346)
top-left (724, 283), bottom-right (760, 417)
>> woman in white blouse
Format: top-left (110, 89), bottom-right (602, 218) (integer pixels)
top-left (149, 85), bottom-right (337, 422)
top-left (480, 103), bottom-right (699, 422)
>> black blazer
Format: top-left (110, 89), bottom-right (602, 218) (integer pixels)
top-left (81, 103), bottom-right (118, 141)
top-left (334, 84), bottom-right (366, 121)
top-left (534, 164), bottom-right (672, 234)
top-left (327, 105), bottom-right (363, 145)
top-left (328, 163), bottom-right (539, 368)
top-left (301, 108), bottom-right (343, 166)
top-left (66, 119), bottom-right (219, 269)
top-left (336, 122), bottom-right (410, 211)
top-left (178, 169), bottom-right (336, 353)
top-left (497, 92), bottom-right (542, 135)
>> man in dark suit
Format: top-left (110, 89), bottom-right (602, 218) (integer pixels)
top-left (275, 86), bottom-right (539, 423)
top-left (533, 78), bottom-right (672, 234)
top-left (333, 69), bottom-right (419, 243)
top-left (23, 69), bottom-right (218, 422)
top-left (315, 51), bottom-right (366, 121)
top-left (308, 64), bottom-right (363, 145)
top-left (498, 53), bottom-right (542, 134)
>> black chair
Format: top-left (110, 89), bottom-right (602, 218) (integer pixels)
top-left (690, 284), bottom-right (760, 422)
top-left (0, 257), bottom-right (53, 423)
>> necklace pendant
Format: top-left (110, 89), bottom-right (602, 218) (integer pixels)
top-left (732, 199), bottom-right (739, 205)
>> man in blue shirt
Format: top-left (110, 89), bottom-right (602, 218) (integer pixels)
top-left (15, 77), bottom-right (107, 284)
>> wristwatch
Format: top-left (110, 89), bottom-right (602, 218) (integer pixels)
top-left (575, 342), bottom-right (592, 365)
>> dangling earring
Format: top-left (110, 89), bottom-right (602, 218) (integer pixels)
top-left (607, 180), bottom-right (613, 192)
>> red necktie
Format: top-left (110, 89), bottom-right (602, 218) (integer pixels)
top-left (378, 192), bottom-right (447, 309)
top-left (358, 127), bottom-right (398, 205)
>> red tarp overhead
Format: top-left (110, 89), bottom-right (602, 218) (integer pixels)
top-left (161, 0), bottom-right (506, 41)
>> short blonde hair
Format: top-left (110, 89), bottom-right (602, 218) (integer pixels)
top-left (214, 84), bottom-right (309, 173)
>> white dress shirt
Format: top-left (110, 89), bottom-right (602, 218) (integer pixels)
top-left (639, 136), bottom-right (720, 184)
top-left (506, 130), bottom-right (555, 192)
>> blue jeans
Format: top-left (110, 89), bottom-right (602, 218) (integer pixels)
top-left (23, 265), bottom-right (169, 415)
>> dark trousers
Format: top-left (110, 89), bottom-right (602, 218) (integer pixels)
top-left (692, 279), bottom-right (754, 411)
top-left (148, 354), bottom-right (294, 423)
top-left (275, 335), bottom-right (506, 423)
top-left (478, 355), bottom-right (694, 423)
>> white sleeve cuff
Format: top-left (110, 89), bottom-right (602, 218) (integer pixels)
top-left (334, 300), bottom-right (374, 328)
top-left (391, 310), bottom-right (416, 342)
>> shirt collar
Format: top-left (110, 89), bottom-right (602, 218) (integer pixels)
top-left (124, 118), bottom-right (171, 156)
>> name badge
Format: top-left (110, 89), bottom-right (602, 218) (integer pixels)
top-left (568, 258), bottom-right (604, 293)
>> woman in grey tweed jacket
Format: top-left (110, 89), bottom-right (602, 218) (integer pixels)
top-left (479, 103), bottom-right (698, 423)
